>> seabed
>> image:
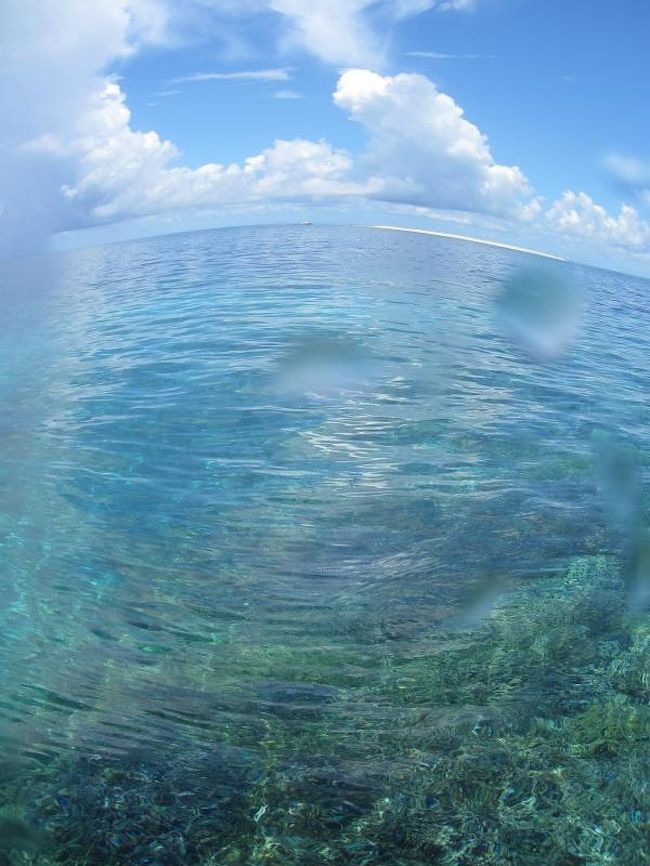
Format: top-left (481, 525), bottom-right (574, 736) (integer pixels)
top-left (1, 556), bottom-right (648, 866)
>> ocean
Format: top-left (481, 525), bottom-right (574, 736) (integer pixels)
top-left (0, 225), bottom-right (648, 865)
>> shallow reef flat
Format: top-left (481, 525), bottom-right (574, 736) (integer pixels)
top-left (1, 556), bottom-right (648, 866)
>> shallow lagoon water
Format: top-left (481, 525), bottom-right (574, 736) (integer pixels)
top-left (0, 226), bottom-right (648, 865)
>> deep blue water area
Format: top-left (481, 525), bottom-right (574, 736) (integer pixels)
top-left (0, 226), bottom-right (648, 865)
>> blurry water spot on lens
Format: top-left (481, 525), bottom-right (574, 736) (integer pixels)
top-left (455, 573), bottom-right (508, 628)
top-left (272, 333), bottom-right (376, 397)
top-left (495, 265), bottom-right (581, 360)
top-left (625, 529), bottom-right (650, 613)
top-left (591, 430), bottom-right (649, 611)
top-left (591, 429), bottom-right (642, 528)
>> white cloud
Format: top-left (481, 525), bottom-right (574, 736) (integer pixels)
top-left (546, 191), bottom-right (650, 251)
top-left (0, 0), bottom-right (165, 144)
top-left (58, 82), bottom-right (377, 221)
top-left (406, 50), bottom-right (494, 59)
top-left (268, 0), bottom-right (384, 67)
top-left (273, 89), bottom-right (303, 99)
top-left (46, 69), bottom-right (537, 227)
top-left (192, 0), bottom-right (478, 68)
top-left (393, 0), bottom-right (477, 16)
top-left (0, 0), bottom-right (529, 241)
top-left (269, 0), bottom-right (478, 67)
top-left (0, 0), bottom-right (489, 254)
top-left (0, 0), bottom-right (168, 252)
top-left (333, 69), bottom-right (538, 220)
top-left (170, 68), bottom-right (292, 84)
top-left (184, 0), bottom-right (269, 13)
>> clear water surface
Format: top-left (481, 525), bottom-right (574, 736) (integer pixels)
top-left (0, 226), bottom-right (648, 865)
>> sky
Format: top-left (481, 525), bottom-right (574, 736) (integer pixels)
top-left (2, 0), bottom-right (650, 276)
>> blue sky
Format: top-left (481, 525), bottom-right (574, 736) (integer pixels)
top-left (3, 0), bottom-right (650, 275)
top-left (123, 0), bottom-right (648, 210)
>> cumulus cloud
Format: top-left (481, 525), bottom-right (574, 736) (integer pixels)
top-left (0, 0), bottom-right (167, 252)
top-left (546, 191), bottom-right (650, 251)
top-left (34, 69), bottom-right (536, 227)
top-left (0, 0), bottom-right (169, 148)
top-left (0, 0), bottom-right (484, 253)
top-left (56, 83), bottom-right (376, 221)
top-left (0, 0), bottom-right (535, 246)
top-left (334, 69), bottom-right (539, 220)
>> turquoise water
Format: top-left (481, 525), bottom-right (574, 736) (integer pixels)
top-left (0, 226), bottom-right (648, 865)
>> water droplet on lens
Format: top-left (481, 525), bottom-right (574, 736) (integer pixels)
top-left (495, 265), bottom-right (581, 359)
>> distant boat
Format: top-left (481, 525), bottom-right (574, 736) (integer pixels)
top-left (299, 221), bottom-right (312, 225)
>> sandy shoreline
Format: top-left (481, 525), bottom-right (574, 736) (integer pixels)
top-left (369, 225), bottom-right (565, 262)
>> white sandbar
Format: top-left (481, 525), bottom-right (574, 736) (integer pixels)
top-left (369, 225), bottom-right (565, 262)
